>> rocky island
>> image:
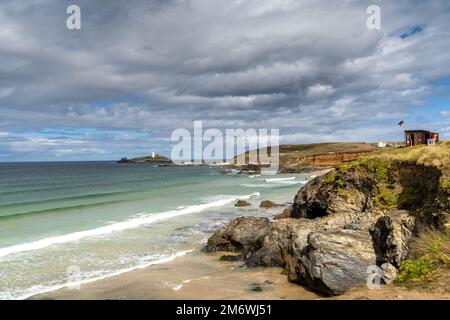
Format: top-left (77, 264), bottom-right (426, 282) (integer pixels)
top-left (118, 154), bottom-right (174, 166)
top-left (207, 142), bottom-right (450, 296)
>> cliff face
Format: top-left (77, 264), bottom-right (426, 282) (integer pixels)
top-left (232, 142), bottom-right (378, 173)
top-left (206, 142), bottom-right (450, 296)
top-left (282, 150), bottom-right (373, 167)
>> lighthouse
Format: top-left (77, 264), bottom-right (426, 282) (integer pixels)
top-left (152, 152), bottom-right (156, 158)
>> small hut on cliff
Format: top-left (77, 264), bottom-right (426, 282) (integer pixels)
top-left (405, 130), bottom-right (439, 147)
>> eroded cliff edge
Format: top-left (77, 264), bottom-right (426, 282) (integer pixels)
top-left (206, 142), bottom-right (450, 296)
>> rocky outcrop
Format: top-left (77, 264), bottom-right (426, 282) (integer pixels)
top-left (274, 206), bottom-right (292, 220)
top-left (206, 217), bottom-right (271, 254)
top-left (247, 218), bottom-right (323, 268)
top-left (207, 213), bottom-right (382, 295)
top-left (291, 172), bottom-right (373, 219)
top-left (235, 200), bottom-right (251, 207)
top-left (291, 228), bottom-right (377, 295)
top-left (259, 200), bottom-right (283, 208)
top-left (207, 151), bottom-right (449, 296)
top-left (370, 211), bottom-right (416, 267)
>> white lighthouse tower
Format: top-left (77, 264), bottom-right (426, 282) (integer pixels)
top-left (152, 152), bottom-right (156, 158)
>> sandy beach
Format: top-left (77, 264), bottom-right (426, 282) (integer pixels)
top-left (30, 246), bottom-right (450, 300)
top-left (30, 248), bottom-right (319, 300)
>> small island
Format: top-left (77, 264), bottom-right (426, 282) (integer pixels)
top-left (118, 153), bottom-right (174, 166)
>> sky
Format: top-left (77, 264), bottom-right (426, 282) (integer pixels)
top-left (0, 0), bottom-right (449, 161)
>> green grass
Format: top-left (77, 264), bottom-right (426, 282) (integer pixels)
top-left (396, 256), bottom-right (434, 283)
top-left (374, 184), bottom-right (398, 210)
top-left (440, 177), bottom-right (450, 194)
top-left (396, 228), bottom-right (450, 286)
top-left (334, 141), bottom-right (450, 212)
top-left (325, 172), bottom-right (336, 183)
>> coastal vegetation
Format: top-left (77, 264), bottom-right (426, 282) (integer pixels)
top-left (396, 227), bottom-right (450, 290)
top-left (207, 141), bottom-right (450, 296)
top-left (329, 141), bottom-right (450, 223)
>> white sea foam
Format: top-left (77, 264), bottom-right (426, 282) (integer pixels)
top-left (6, 249), bottom-right (194, 300)
top-left (164, 276), bottom-right (211, 292)
top-left (272, 180), bottom-right (306, 185)
top-left (242, 178), bottom-right (306, 187)
top-left (264, 177), bottom-right (296, 182)
top-left (0, 192), bottom-right (259, 259)
top-left (240, 183), bottom-right (276, 188)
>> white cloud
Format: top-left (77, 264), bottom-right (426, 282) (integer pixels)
top-left (307, 84), bottom-right (335, 98)
top-left (0, 0), bottom-right (449, 160)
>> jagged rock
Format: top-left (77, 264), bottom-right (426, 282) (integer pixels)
top-left (370, 211), bottom-right (416, 267)
top-left (290, 228), bottom-right (377, 296)
top-left (245, 219), bottom-right (307, 267)
top-left (205, 217), bottom-right (270, 253)
top-left (236, 164), bottom-right (262, 174)
top-left (260, 200), bottom-right (282, 208)
top-left (380, 262), bottom-right (398, 284)
top-left (274, 206), bottom-right (292, 220)
top-left (235, 200), bottom-right (251, 207)
top-left (291, 174), bottom-right (371, 219)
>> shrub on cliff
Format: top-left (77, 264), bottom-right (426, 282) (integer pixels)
top-left (397, 228), bottom-right (450, 286)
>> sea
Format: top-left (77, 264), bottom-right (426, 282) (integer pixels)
top-left (0, 162), bottom-right (312, 299)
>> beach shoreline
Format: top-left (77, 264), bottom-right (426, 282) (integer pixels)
top-left (29, 247), bottom-right (319, 300)
top-left (29, 246), bottom-right (450, 300)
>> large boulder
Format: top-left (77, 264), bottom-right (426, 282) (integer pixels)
top-left (370, 211), bottom-right (416, 267)
top-left (290, 228), bottom-right (378, 296)
top-left (245, 218), bottom-right (317, 268)
top-left (291, 174), bottom-right (371, 219)
top-left (205, 217), bottom-right (270, 253)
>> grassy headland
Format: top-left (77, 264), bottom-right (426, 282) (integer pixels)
top-left (324, 141), bottom-right (450, 290)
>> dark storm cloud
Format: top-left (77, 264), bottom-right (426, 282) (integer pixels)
top-left (0, 0), bottom-right (449, 159)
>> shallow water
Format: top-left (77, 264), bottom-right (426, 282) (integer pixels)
top-left (0, 162), bottom-right (311, 299)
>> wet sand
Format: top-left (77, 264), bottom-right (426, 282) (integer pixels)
top-left (30, 247), bottom-right (450, 300)
top-left (31, 248), bottom-right (319, 300)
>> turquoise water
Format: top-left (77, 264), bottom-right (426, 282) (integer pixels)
top-left (0, 162), bottom-right (311, 299)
